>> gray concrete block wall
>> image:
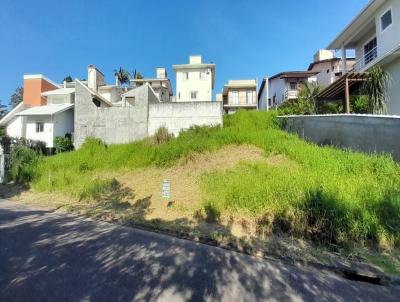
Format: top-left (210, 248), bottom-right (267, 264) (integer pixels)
top-left (279, 114), bottom-right (400, 161)
top-left (148, 102), bottom-right (223, 136)
top-left (74, 81), bottom-right (223, 148)
top-left (74, 81), bottom-right (150, 148)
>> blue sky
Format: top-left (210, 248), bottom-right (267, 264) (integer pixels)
top-left (0, 0), bottom-right (368, 106)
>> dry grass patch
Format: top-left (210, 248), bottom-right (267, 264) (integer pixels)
top-left (118, 144), bottom-right (270, 221)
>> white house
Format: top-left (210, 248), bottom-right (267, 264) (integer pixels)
top-left (261, 71), bottom-right (318, 108)
top-left (130, 67), bottom-right (173, 102)
top-left (172, 55), bottom-right (215, 102)
top-left (16, 104), bottom-right (74, 148)
top-left (308, 49), bottom-right (355, 87)
top-left (0, 75), bottom-right (75, 149)
top-left (218, 79), bottom-right (258, 114)
top-left (326, 0), bottom-right (400, 114)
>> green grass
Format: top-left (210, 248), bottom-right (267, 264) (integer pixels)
top-left (28, 110), bottom-right (400, 247)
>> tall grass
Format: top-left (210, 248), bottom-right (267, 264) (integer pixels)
top-left (28, 110), bottom-right (400, 247)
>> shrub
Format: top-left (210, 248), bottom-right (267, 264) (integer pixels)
top-left (9, 146), bottom-right (39, 183)
top-left (54, 134), bottom-right (74, 153)
top-left (319, 102), bottom-right (343, 114)
top-left (351, 95), bottom-right (369, 114)
top-left (153, 126), bottom-right (174, 145)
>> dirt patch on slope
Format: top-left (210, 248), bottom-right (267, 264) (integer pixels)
top-left (118, 145), bottom-right (292, 222)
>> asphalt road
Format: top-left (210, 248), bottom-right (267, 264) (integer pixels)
top-left (0, 199), bottom-right (399, 302)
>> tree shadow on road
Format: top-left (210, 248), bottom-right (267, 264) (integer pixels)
top-left (1, 192), bottom-right (399, 301)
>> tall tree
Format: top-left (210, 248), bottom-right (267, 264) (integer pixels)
top-left (10, 87), bottom-right (23, 109)
top-left (114, 67), bottom-right (131, 86)
top-left (362, 65), bottom-right (391, 114)
top-left (63, 75), bottom-right (73, 83)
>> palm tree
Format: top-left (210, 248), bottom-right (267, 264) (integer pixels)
top-left (362, 65), bottom-right (391, 114)
top-left (298, 81), bottom-right (321, 114)
top-left (114, 67), bottom-right (131, 86)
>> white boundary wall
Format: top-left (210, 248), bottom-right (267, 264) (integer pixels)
top-left (279, 114), bottom-right (400, 161)
top-left (148, 102), bottom-right (223, 136)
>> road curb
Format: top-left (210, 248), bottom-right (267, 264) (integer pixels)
top-left (124, 220), bottom-right (400, 287)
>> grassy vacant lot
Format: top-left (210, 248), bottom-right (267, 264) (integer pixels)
top-left (18, 111), bottom-right (400, 255)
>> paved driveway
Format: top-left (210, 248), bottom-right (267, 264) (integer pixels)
top-left (0, 199), bottom-right (399, 301)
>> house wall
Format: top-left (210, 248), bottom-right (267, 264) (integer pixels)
top-left (148, 102), bottom-right (223, 136)
top-left (258, 82), bottom-right (269, 111)
top-left (25, 116), bottom-right (54, 148)
top-left (98, 86), bottom-right (122, 103)
top-left (6, 116), bottom-right (25, 138)
top-left (176, 68), bottom-right (212, 102)
top-left (279, 114), bottom-right (400, 161)
top-left (269, 77), bottom-right (286, 106)
top-left (354, 0), bottom-right (400, 66)
top-left (53, 109), bottom-right (74, 138)
top-left (385, 57), bottom-right (400, 115)
top-left (47, 94), bottom-right (74, 105)
top-left (375, 0), bottom-right (400, 58)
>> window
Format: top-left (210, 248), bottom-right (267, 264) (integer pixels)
top-left (381, 8), bottom-right (392, 32)
top-left (364, 37), bottom-right (377, 64)
top-left (246, 90), bottom-right (255, 104)
top-left (36, 122), bottom-right (44, 133)
top-left (190, 91), bottom-right (198, 100)
top-left (231, 90), bottom-right (239, 104)
top-left (199, 72), bottom-right (206, 80)
top-left (182, 72), bottom-right (189, 80)
top-left (289, 82), bottom-right (297, 90)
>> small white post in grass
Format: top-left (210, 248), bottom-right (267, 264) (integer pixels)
top-left (162, 179), bottom-right (170, 200)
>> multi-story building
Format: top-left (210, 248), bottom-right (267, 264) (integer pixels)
top-left (130, 67), bottom-right (173, 102)
top-left (261, 71), bottom-right (318, 108)
top-left (308, 49), bottom-right (355, 87)
top-left (218, 79), bottom-right (258, 114)
top-left (172, 55), bottom-right (215, 102)
top-left (324, 0), bottom-right (400, 114)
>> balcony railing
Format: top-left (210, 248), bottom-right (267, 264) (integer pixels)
top-left (284, 89), bottom-right (298, 100)
top-left (352, 46), bottom-right (378, 72)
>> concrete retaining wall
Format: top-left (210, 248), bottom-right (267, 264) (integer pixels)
top-left (74, 81), bottom-right (223, 148)
top-left (279, 114), bottom-right (400, 161)
top-left (148, 102), bottom-right (223, 136)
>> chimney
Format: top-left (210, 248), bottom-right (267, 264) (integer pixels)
top-left (87, 65), bottom-right (105, 91)
top-left (189, 55), bottom-right (202, 64)
top-left (156, 67), bottom-right (167, 79)
top-left (63, 80), bottom-right (67, 88)
top-left (23, 74), bottom-right (59, 107)
top-left (115, 75), bottom-right (120, 86)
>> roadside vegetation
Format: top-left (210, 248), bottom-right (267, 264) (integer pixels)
top-left (9, 110), bottom-right (400, 254)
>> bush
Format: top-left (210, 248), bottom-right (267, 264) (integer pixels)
top-left (319, 102), bottom-right (343, 114)
top-left (351, 95), bottom-right (370, 114)
top-left (9, 146), bottom-right (39, 183)
top-left (1, 136), bottom-right (46, 155)
top-left (54, 134), bottom-right (74, 153)
top-left (153, 126), bottom-right (174, 145)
